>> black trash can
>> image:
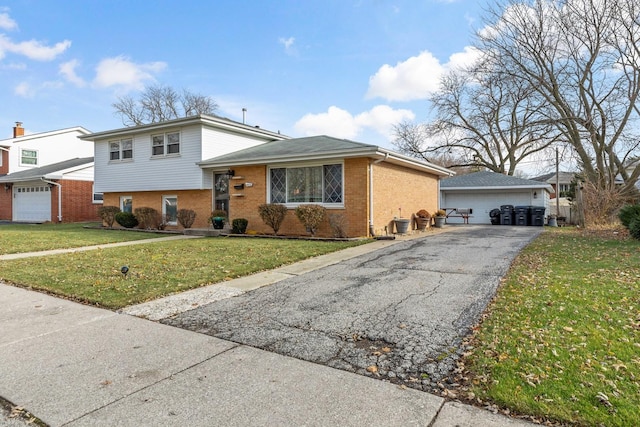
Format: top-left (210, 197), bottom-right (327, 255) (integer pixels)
top-left (514, 206), bottom-right (531, 226)
top-left (500, 212), bottom-right (513, 225)
top-left (500, 205), bottom-right (514, 225)
top-left (489, 208), bottom-right (501, 225)
top-left (530, 206), bottom-right (546, 226)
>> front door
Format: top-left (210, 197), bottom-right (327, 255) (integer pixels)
top-left (214, 173), bottom-right (229, 216)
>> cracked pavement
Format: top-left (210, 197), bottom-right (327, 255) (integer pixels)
top-left (163, 226), bottom-right (541, 392)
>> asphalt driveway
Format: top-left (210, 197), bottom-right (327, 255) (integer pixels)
top-left (163, 225), bottom-right (542, 392)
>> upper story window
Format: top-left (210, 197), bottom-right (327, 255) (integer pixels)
top-left (109, 139), bottom-right (133, 161)
top-left (151, 131), bottom-right (180, 157)
top-left (20, 149), bottom-right (38, 166)
top-left (269, 163), bottom-right (343, 206)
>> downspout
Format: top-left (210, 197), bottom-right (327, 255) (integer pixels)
top-left (369, 153), bottom-right (389, 237)
top-left (41, 178), bottom-right (62, 222)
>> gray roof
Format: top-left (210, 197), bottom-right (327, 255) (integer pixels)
top-left (441, 171), bottom-right (552, 190)
top-left (197, 135), bottom-right (453, 177)
top-left (530, 171), bottom-right (577, 184)
top-left (0, 157), bottom-right (93, 183)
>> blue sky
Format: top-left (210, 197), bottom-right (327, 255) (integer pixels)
top-left (0, 1), bottom-right (484, 148)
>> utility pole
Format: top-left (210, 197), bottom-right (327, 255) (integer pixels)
top-left (556, 146), bottom-right (560, 217)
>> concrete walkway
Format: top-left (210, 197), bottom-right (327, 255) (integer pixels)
top-left (0, 227), bottom-right (538, 426)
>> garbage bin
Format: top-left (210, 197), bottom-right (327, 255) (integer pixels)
top-left (489, 208), bottom-right (501, 225)
top-left (514, 206), bottom-right (530, 226)
top-left (530, 206), bottom-right (546, 226)
top-left (500, 205), bottom-right (514, 225)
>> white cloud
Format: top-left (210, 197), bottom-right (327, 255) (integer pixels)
top-left (295, 106), bottom-right (360, 139)
top-left (295, 105), bottom-right (415, 141)
top-left (0, 12), bottom-right (18, 31)
top-left (366, 47), bottom-right (481, 102)
top-left (279, 36), bottom-right (296, 55)
top-left (14, 81), bottom-right (33, 97)
top-left (92, 56), bottom-right (166, 91)
top-left (59, 59), bottom-right (86, 87)
top-left (0, 34), bottom-right (71, 61)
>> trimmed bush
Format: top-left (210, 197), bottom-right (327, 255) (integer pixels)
top-left (258, 203), bottom-right (288, 235)
top-left (295, 204), bottom-right (326, 236)
top-left (115, 211), bottom-right (139, 228)
top-left (629, 218), bottom-right (640, 240)
top-left (134, 207), bottom-right (160, 229)
top-left (618, 204), bottom-right (640, 228)
top-left (98, 206), bottom-right (120, 228)
top-left (176, 209), bottom-right (196, 228)
top-left (232, 218), bottom-right (248, 234)
top-left (328, 213), bottom-right (348, 238)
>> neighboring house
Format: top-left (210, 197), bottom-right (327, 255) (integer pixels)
top-left (0, 123), bottom-right (97, 222)
top-left (530, 171), bottom-right (577, 199)
top-left (80, 114), bottom-right (290, 228)
top-left (197, 135), bottom-right (453, 237)
top-left (440, 171), bottom-right (553, 225)
top-left (0, 157), bottom-right (97, 222)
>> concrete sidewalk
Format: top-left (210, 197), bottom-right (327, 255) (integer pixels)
top-left (1, 228), bottom-right (537, 426)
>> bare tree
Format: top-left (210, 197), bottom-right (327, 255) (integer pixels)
top-left (478, 0), bottom-right (640, 199)
top-left (113, 84), bottom-right (219, 126)
top-left (394, 61), bottom-right (558, 175)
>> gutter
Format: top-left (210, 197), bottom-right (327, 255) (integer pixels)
top-left (41, 178), bottom-right (62, 222)
top-left (369, 153), bottom-right (389, 236)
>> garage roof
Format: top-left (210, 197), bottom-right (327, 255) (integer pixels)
top-left (441, 171), bottom-right (553, 192)
top-left (0, 157), bottom-right (94, 183)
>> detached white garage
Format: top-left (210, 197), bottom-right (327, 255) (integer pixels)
top-left (440, 171), bottom-right (553, 225)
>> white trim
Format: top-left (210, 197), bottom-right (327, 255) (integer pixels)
top-left (162, 195), bottom-right (178, 225)
top-left (19, 148), bottom-right (38, 167)
top-left (120, 195), bottom-right (133, 213)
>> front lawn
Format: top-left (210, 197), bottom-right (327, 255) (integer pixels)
top-left (0, 237), bottom-right (367, 309)
top-left (0, 223), bottom-right (163, 255)
top-left (463, 228), bottom-right (640, 426)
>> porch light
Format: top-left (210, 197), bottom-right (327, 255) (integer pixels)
top-left (226, 169), bottom-right (235, 178)
top-left (533, 191), bottom-right (538, 199)
top-left (4, 184), bottom-right (10, 192)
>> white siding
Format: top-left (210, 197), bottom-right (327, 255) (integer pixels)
top-left (95, 124), bottom-right (271, 193)
top-left (6, 130), bottom-right (93, 174)
top-left (441, 190), bottom-right (545, 224)
top-left (62, 165), bottom-right (94, 181)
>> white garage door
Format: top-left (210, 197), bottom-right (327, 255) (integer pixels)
top-left (13, 183), bottom-right (52, 222)
top-left (441, 190), bottom-right (535, 224)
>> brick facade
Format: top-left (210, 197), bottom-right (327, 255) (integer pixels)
top-left (57, 180), bottom-right (101, 222)
top-left (0, 149), bottom-right (8, 175)
top-left (102, 190), bottom-right (213, 229)
top-left (0, 185), bottom-right (11, 220)
top-left (100, 157), bottom-right (441, 237)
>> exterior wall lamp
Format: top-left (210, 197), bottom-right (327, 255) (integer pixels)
top-left (226, 169), bottom-right (235, 178)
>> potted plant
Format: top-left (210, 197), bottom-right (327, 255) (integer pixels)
top-left (415, 209), bottom-right (431, 231)
top-left (209, 209), bottom-right (227, 229)
top-left (394, 207), bottom-right (411, 234)
top-left (434, 209), bottom-right (446, 228)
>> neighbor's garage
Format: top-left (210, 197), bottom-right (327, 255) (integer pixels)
top-left (13, 183), bottom-right (52, 222)
top-left (440, 171), bottom-right (552, 225)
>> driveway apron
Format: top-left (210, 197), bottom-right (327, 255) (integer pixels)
top-left (164, 226), bottom-right (542, 392)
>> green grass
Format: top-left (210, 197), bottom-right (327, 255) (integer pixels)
top-left (0, 237), bottom-right (367, 309)
top-left (465, 228), bottom-right (640, 426)
top-left (0, 223), bottom-right (163, 255)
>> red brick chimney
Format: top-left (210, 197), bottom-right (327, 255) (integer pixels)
top-left (13, 122), bottom-right (24, 138)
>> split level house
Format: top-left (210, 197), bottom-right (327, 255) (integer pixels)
top-left (81, 114), bottom-right (454, 238)
top-left (0, 122), bottom-right (98, 222)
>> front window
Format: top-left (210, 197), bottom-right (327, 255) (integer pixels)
top-left (163, 196), bottom-right (178, 225)
top-left (109, 139), bottom-right (133, 161)
top-left (20, 149), bottom-right (38, 166)
top-left (269, 163), bottom-right (343, 205)
top-left (92, 185), bottom-right (103, 204)
top-left (151, 132), bottom-right (180, 157)
top-left (120, 196), bottom-right (132, 213)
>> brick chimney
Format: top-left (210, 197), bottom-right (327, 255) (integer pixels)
top-left (13, 122), bottom-right (24, 138)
